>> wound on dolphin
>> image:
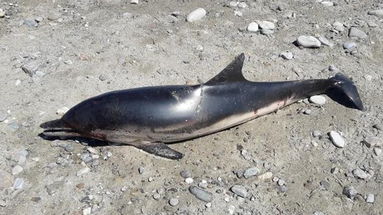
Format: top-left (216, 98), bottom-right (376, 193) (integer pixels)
top-left (40, 53), bottom-right (364, 160)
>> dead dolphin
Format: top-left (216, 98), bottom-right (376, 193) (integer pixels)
top-left (40, 53), bottom-right (364, 159)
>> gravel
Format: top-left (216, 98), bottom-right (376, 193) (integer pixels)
top-left (189, 186), bottom-right (213, 202)
top-left (230, 185), bottom-right (248, 198)
top-left (296, 36), bottom-right (321, 48)
top-left (329, 131), bottom-right (345, 148)
top-left (243, 167), bottom-right (259, 179)
top-left (186, 8), bottom-right (206, 22)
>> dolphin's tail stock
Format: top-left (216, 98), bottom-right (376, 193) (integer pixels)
top-left (327, 73), bottom-right (364, 111)
top-left (39, 119), bottom-right (81, 140)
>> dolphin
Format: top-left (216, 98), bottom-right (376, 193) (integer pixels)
top-left (40, 53), bottom-right (364, 159)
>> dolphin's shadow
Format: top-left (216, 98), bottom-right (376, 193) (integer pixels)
top-left (39, 133), bottom-right (110, 147)
top-left (326, 88), bottom-right (361, 110)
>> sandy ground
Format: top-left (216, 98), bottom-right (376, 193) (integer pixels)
top-left (0, 0), bottom-right (382, 214)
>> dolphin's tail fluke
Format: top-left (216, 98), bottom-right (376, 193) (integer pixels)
top-left (327, 73), bottom-right (364, 111)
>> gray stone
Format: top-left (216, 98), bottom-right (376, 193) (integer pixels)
top-left (0, 170), bottom-right (13, 190)
top-left (180, 170), bottom-right (192, 178)
top-left (363, 136), bottom-right (382, 147)
top-left (238, 2), bottom-right (247, 8)
top-left (47, 12), bottom-right (61, 21)
top-left (153, 193), bottom-right (161, 200)
top-left (21, 62), bottom-right (40, 77)
top-left (333, 21), bottom-right (344, 32)
top-left (12, 165), bottom-right (23, 175)
top-left (312, 130), bottom-right (322, 137)
top-left (329, 131), bottom-right (345, 148)
top-left (24, 19), bottom-right (38, 27)
top-left (187, 8), bottom-right (206, 22)
top-left (343, 185), bottom-right (357, 199)
top-left (189, 186), bottom-right (213, 202)
top-left (0, 9), bottom-right (5, 18)
top-left (321, 1), bottom-right (334, 6)
top-left (230, 185), bottom-right (248, 198)
top-left (138, 167), bottom-right (144, 174)
top-left (14, 149), bottom-right (28, 165)
top-left (374, 148), bottom-right (382, 156)
top-left (261, 29), bottom-right (274, 35)
top-left (313, 212), bottom-right (325, 215)
top-left (343, 41), bottom-right (357, 49)
top-left (296, 36), bottom-right (321, 48)
top-left (352, 168), bottom-right (369, 179)
top-left (328, 65), bottom-right (339, 72)
top-left (368, 9), bottom-right (383, 17)
top-left (76, 167), bottom-right (90, 176)
top-left (349, 27), bottom-right (367, 39)
top-left (243, 167), bottom-right (259, 179)
top-left (318, 36), bottom-right (334, 47)
top-left (169, 198), bottom-right (179, 206)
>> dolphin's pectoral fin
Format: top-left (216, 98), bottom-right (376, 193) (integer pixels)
top-left (135, 142), bottom-right (184, 160)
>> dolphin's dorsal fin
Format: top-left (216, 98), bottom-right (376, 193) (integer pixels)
top-left (205, 53), bottom-right (248, 85)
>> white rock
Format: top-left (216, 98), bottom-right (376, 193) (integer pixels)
top-left (309, 95), bottom-right (326, 105)
top-left (374, 148), bottom-right (382, 156)
top-left (12, 165), bottom-right (23, 175)
top-left (247, 22), bottom-right (259, 32)
top-left (343, 41), bottom-right (357, 49)
top-left (228, 1), bottom-right (238, 8)
top-left (130, 0), bottom-right (138, 4)
top-left (280, 51), bottom-right (293, 60)
top-left (352, 168), bottom-right (369, 179)
top-left (230, 185), bottom-right (248, 198)
top-left (243, 167), bottom-right (259, 178)
top-left (234, 10), bottom-right (242, 17)
top-left (185, 177), bottom-right (194, 184)
top-left (366, 194), bottom-right (375, 203)
top-left (56, 107), bottom-right (69, 115)
top-left (238, 2), bottom-right (248, 8)
top-left (258, 21), bottom-right (275, 30)
top-left (329, 131), bottom-right (345, 148)
top-left (13, 178), bottom-right (24, 190)
top-left (77, 167), bottom-right (90, 176)
top-left (187, 8), bottom-right (206, 22)
top-left (321, 1), bottom-right (334, 6)
top-left (0, 8), bottom-right (5, 18)
top-left (296, 36), bottom-right (321, 48)
top-left (368, 9), bottom-right (383, 17)
top-left (169, 198), bottom-right (179, 206)
top-left (333, 21), bottom-right (344, 32)
top-left (83, 207), bottom-right (91, 215)
top-left (257, 172), bottom-right (273, 181)
top-left (363, 136), bottom-right (382, 147)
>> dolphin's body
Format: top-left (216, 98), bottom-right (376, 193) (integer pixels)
top-left (41, 54), bottom-right (364, 159)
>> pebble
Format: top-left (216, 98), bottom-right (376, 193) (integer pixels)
top-left (296, 36), bottom-right (321, 48)
top-left (77, 167), bottom-right (90, 176)
top-left (280, 51), bottom-right (293, 60)
top-left (228, 1), bottom-right (238, 8)
top-left (24, 19), bottom-right (38, 27)
top-left (363, 136), bottom-right (382, 148)
top-left (312, 130), bottom-right (322, 137)
top-left (130, 0), bottom-right (138, 4)
top-left (21, 62), bottom-right (40, 77)
top-left (234, 10), bottom-right (243, 17)
top-left (309, 95), bottom-right (326, 105)
top-left (321, 1), bottom-right (334, 6)
top-left (230, 185), bottom-right (248, 198)
top-left (238, 2), bottom-right (247, 8)
top-left (343, 185), bottom-right (357, 199)
top-left (83, 207), bottom-right (91, 215)
top-left (368, 9), bottom-right (383, 17)
top-left (13, 178), bottom-right (24, 190)
top-left (328, 65), bottom-right (339, 72)
top-left (343, 41), bottom-right (357, 49)
top-left (198, 180), bottom-right (208, 189)
top-left (318, 36), bottom-right (334, 47)
top-left (313, 212), bottom-right (325, 215)
top-left (349, 27), bottom-right (367, 39)
top-left (257, 172), bottom-right (273, 181)
top-left (138, 167), bottom-right (144, 174)
top-left (189, 186), bottom-right (213, 202)
top-left (247, 22), bottom-right (259, 32)
top-left (329, 131), bottom-right (345, 148)
top-left (169, 198), bottom-right (179, 206)
top-left (185, 177), bottom-right (194, 184)
top-left (277, 179), bottom-right (286, 186)
top-left (47, 12), bottom-right (61, 21)
top-left (243, 167), bottom-right (259, 179)
top-left (12, 165), bottom-right (23, 175)
top-left (187, 8), bottom-right (206, 22)
top-left (0, 8), bottom-right (5, 18)
top-left (14, 149), bottom-right (28, 165)
top-left (258, 21), bottom-right (275, 30)
top-left (153, 193), bottom-right (161, 200)
top-left (374, 148), bottom-right (382, 156)
top-left (366, 194), bottom-right (375, 203)
top-left (333, 21), bottom-right (344, 32)
top-left (352, 168), bottom-right (369, 179)
top-left (228, 205), bottom-right (235, 214)
top-left (180, 170), bottom-right (191, 178)
top-left (56, 107), bottom-right (69, 115)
